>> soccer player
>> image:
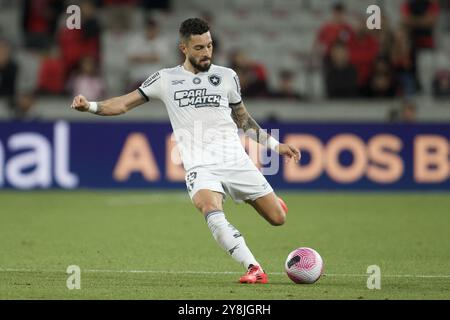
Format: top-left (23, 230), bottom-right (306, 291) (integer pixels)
top-left (70, 18), bottom-right (300, 284)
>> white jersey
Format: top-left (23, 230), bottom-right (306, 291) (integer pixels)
top-left (138, 64), bottom-right (249, 171)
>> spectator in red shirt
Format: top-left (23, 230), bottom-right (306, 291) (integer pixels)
top-left (401, 0), bottom-right (440, 50)
top-left (58, 0), bottom-right (101, 79)
top-left (314, 2), bottom-right (355, 58)
top-left (348, 19), bottom-right (380, 95)
top-left (401, 0), bottom-right (440, 92)
top-left (37, 46), bottom-right (66, 94)
top-left (21, 0), bottom-right (64, 50)
top-left (229, 50), bottom-right (269, 98)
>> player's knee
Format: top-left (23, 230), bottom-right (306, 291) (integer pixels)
top-left (194, 200), bottom-right (221, 215)
top-left (192, 191), bottom-right (223, 215)
top-left (269, 211), bottom-right (286, 226)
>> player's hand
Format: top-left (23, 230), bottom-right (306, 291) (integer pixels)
top-left (70, 94), bottom-right (90, 112)
top-left (276, 143), bottom-right (301, 163)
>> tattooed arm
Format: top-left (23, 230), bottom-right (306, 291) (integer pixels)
top-left (70, 90), bottom-right (145, 116)
top-left (231, 101), bottom-right (269, 145)
top-left (231, 102), bottom-right (301, 163)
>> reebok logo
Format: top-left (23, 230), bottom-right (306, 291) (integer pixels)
top-left (171, 80), bottom-right (185, 85)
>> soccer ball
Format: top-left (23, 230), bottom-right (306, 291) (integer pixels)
top-left (285, 247), bottom-right (324, 284)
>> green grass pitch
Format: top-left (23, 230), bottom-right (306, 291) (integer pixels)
top-left (0, 191), bottom-right (449, 300)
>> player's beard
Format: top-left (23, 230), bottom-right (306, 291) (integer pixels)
top-left (189, 56), bottom-right (211, 72)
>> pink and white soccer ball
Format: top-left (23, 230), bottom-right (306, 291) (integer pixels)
top-left (285, 247), bottom-right (324, 284)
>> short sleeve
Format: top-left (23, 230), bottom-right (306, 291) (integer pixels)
top-left (228, 70), bottom-right (242, 106)
top-left (138, 71), bottom-right (162, 101)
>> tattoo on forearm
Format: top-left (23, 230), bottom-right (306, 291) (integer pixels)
top-left (231, 105), bottom-right (268, 144)
top-left (245, 117), bottom-right (262, 142)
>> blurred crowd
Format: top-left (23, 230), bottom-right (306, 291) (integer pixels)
top-left (0, 0), bottom-right (171, 119)
top-left (0, 0), bottom-right (449, 121)
top-left (317, 0), bottom-right (449, 100)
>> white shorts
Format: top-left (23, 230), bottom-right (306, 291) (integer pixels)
top-left (185, 158), bottom-right (274, 203)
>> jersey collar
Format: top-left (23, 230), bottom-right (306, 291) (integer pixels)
top-left (180, 64), bottom-right (213, 75)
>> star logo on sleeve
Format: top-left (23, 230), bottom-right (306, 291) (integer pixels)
top-left (208, 74), bottom-right (221, 87)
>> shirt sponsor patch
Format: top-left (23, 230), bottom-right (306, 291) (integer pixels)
top-left (174, 88), bottom-right (221, 108)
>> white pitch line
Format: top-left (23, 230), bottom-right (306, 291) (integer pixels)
top-left (1, 268), bottom-right (450, 279)
top-left (323, 273), bottom-right (450, 278)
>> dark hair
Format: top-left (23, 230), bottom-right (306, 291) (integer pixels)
top-left (179, 18), bottom-right (210, 42)
top-left (332, 2), bottom-right (345, 12)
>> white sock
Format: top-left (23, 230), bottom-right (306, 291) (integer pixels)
top-left (205, 211), bottom-right (259, 269)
